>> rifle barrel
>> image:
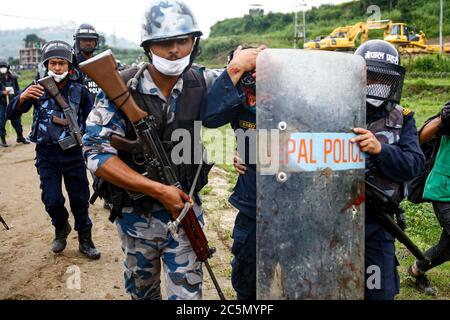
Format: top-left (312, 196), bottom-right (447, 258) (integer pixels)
top-left (0, 214), bottom-right (10, 230)
top-left (204, 261), bottom-right (226, 300)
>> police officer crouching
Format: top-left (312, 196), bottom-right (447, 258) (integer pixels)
top-left (7, 40), bottom-right (101, 259)
top-left (351, 40), bottom-right (425, 299)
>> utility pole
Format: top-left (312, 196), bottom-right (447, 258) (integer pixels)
top-left (294, 0), bottom-right (307, 48)
top-left (440, 0), bottom-right (444, 55)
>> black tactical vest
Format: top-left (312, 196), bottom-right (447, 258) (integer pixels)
top-left (98, 65), bottom-right (212, 217)
top-left (366, 105), bottom-right (405, 205)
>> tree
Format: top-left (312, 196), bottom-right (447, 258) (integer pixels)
top-left (397, 0), bottom-right (412, 21)
top-left (7, 57), bottom-right (19, 66)
top-left (23, 34), bottom-right (46, 48)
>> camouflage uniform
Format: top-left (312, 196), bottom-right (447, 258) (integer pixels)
top-left (83, 65), bottom-right (220, 299)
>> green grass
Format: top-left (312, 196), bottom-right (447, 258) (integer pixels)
top-left (395, 76), bottom-right (450, 299)
top-left (396, 202), bottom-right (450, 299)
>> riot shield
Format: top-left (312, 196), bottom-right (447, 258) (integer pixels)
top-left (256, 49), bottom-right (366, 300)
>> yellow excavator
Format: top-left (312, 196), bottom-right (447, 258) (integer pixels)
top-left (304, 20), bottom-right (391, 51)
top-left (385, 22), bottom-right (450, 54)
top-left (305, 20), bottom-right (450, 54)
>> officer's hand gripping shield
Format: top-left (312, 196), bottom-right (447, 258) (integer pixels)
top-left (256, 49), bottom-right (366, 299)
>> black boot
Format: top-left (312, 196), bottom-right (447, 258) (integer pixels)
top-left (16, 134), bottom-right (30, 144)
top-left (52, 222), bottom-right (72, 253)
top-left (78, 230), bottom-right (101, 259)
top-left (0, 136), bottom-right (8, 147)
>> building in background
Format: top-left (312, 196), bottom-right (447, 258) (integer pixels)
top-left (19, 34), bottom-right (46, 69)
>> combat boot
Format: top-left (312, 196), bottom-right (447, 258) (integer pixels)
top-left (0, 136), bottom-right (8, 147)
top-left (16, 134), bottom-right (30, 144)
top-left (78, 230), bottom-right (101, 259)
top-left (408, 265), bottom-right (437, 296)
top-left (52, 222), bottom-right (72, 253)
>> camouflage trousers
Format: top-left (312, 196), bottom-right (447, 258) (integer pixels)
top-left (116, 204), bottom-right (204, 300)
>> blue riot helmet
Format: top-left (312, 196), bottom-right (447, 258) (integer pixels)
top-left (73, 23), bottom-right (100, 54)
top-left (355, 40), bottom-right (405, 107)
top-left (0, 58), bottom-right (9, 69)
top-left (41, 40), bottom-right (74, 66)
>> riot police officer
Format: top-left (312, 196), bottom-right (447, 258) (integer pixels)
top-left (73, 23), bottom-right (101, 97)
top-left (7, 40), bottom-right (101, 259)
top-left (0, 59), bottom-right (29, 146)
top-left (352, 40), bottom-right (425, 300)
top-left (201, 46), bottom-right (265, 300)
top-left (83, 0), bottom-right (220, 300)
top-left (74, 23), bottom-right (99, 63)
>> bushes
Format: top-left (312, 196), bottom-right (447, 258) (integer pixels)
top-left (407, 55), bottom-right (450, 73)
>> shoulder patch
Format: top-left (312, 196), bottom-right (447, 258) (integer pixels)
top-left (403, 108), bottom-right (412, 116)
top-left (239, 120), bottom-right (256, 130)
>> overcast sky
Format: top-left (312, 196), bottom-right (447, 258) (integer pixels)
top-left (0, 0), bottom-right (347, 43)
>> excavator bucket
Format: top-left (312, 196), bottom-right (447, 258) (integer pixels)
top-left (256, 49), bottom-right (366, 299)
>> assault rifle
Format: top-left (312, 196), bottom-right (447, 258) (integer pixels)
top-left (80, 50), bottom-right (225, 300)
top-left (37, 76), bottom-right (83, 150)
top-left (366, 179), bottom-right (429, 263)
top-left (0, 213), bottom-right (9, 230)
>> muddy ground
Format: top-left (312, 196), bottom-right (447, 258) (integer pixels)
top-left (0, 140), bottom-right (237, 300)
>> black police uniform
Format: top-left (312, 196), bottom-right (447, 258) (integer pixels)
top-left (7, 79), bottom-right (94, 231)
top-left (0, 71), bottom-right (24, 141)
top-left (201, 71), bottom-right (257, 300)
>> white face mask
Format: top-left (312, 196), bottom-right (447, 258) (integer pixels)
top-left (151, 51), bottom-right (191, 76)
top-left (367, 84), bottom-right (391, 107)
top-left (367, 98), bottom-right (385, 108)
top-left (0, 67), bottom-right (7, 74)
top-left (48, 70), bottom-right (69, 83)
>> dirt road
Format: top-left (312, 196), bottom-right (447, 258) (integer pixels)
top-left (0, 140), bottom-right (237, 300)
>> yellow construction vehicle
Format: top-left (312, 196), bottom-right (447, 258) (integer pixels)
top-left (304, 20), bottom-right (391, 51)
top-left (304, 20), bottom-right (450, 54)
top-left (385, 22), bottom-right (450, 54)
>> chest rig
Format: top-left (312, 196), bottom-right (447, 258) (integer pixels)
top-left (31, 82), bottom-right (82, 145)
top-left (366, 105), bottom-right (405, 205)
top-left (98, 64), bottom-right (213, 219)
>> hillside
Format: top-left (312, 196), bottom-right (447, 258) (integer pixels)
top-left (0, 25), bottom-right (138, 60)
top-left (198, 0), bottom-right (449, 66)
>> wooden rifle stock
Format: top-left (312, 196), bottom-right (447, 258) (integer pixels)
top-left (79, 50), bottom-right (147, 123)
top-left (37, 76), bottom-right (83, 148)
top-left (37, 76), bottom-right (70, 109)
top-left (80, 50), bottom-right (220, 275)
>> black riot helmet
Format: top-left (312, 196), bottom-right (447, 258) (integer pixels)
top-left (0, 58), bottom-right (9, 75)
top-left (73, 23), bottom-right (99, 54)
top-left (0, 58), bottom-right (9, 69)
top-left (355, 40), bottom-right (405, 106)
top-left (41, 40), bottom-right (74, 66)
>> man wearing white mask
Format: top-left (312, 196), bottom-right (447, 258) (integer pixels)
top-left (0, 59), bottom-right (29, 146)
top-left (82, 0), bottom-right (258, 300)
top-left (7, 40), bottom-right (101, 259)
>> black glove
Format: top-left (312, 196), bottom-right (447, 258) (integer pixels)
top-left (440, 101), bottom-right (450, 129)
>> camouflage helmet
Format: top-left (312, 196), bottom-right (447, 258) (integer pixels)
top-left (41, 40), bottom-right (74, 65)
top-left (140, 0), bottom-right (202, 47)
